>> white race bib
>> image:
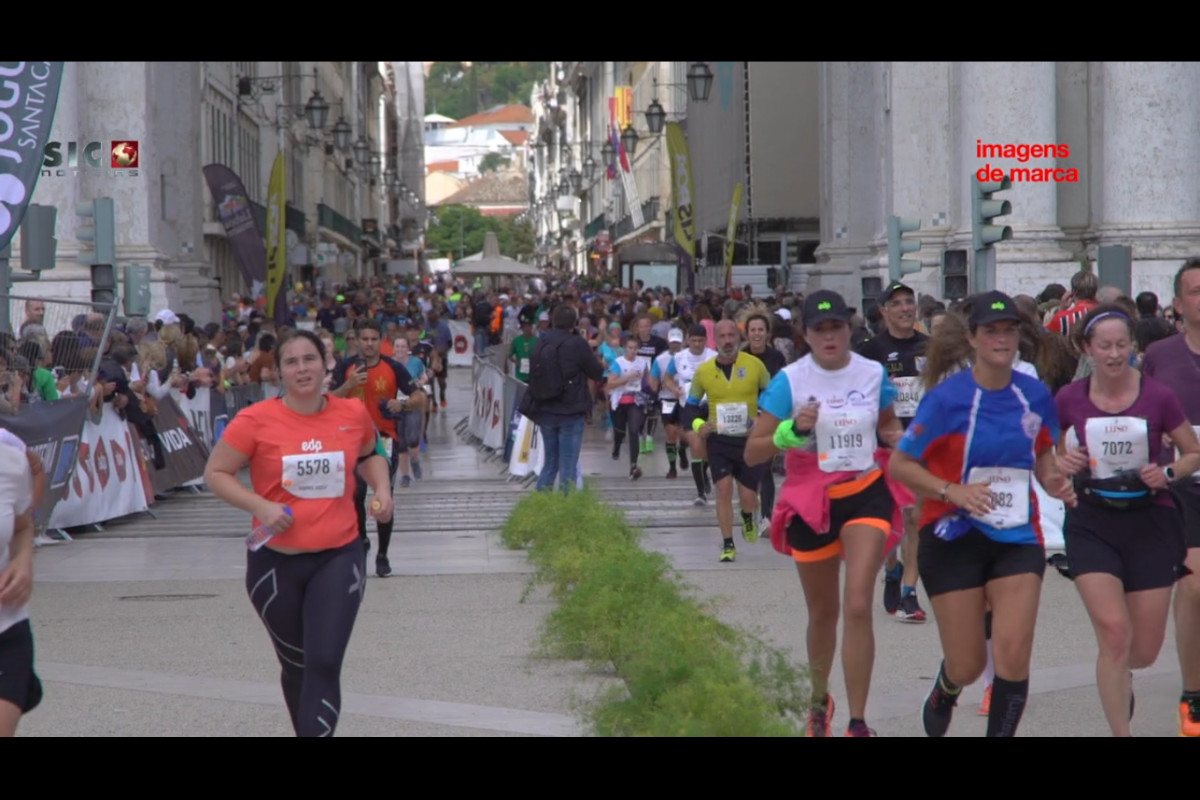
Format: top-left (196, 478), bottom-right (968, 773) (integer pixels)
top-left (966, 466), bottom-right (1030, 529)
top-left (891, 376), bottom-right (923, 419)
top-left (1085, 416), bottom-right (1149, 480)
top-left (715, 402), bottom-right (749, 436)
top-left (815, 407), bottom-right (876, 473)
top-left (519, 357), bottom-right (530, 375)
top-left (661, 400), bottom-right (677, 415)
top-left (281, 451), bottom-right (346, 499)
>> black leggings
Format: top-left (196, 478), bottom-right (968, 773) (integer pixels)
top-left (613, 403), bottom-right (646, 466)
top-left (760, 466), bottom-right (776, 519)
top-left (354, 446), bottom-right (401, 556)
top-left (245, 539), bottom-right (366, 737)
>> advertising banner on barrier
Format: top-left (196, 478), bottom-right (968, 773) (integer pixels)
top-left (471, 363), bottom-right (505, 450)
top-left (448, 320), bottom-right (475, 367)
top-left (49, 404), bottom-right (150, 529)
top-left (0, 395), bottom-right (89, 530)
top-left (141, 395), bottom-right (210, 495)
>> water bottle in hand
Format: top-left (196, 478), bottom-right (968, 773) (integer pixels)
top-left (246, 506), bottom-right (293, 551)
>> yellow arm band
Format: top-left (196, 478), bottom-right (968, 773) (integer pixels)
top-left (692, 416), bottom-right (706, 433)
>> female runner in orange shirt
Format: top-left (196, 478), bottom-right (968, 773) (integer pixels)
top-left (204, 330), bottom-right (394, 737)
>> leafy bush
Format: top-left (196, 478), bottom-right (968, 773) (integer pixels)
top-left (501, 488), bottom-right (809, 736)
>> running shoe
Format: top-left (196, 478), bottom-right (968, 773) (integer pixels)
top-left (845, 720), bottom-right (875, 737)
top-left (883, 564), bottom-right (902, 615)
top-left (895, 592), bottom-right (926, 623)
top-left (630, 465), bottom-right (643, 481)
top-left (666, 467), bottom-right (678, 479)
top-left (741, 515), bottom-right (759, 544)
top-left (645, 439), bottom-right (655, 454)
top-left (759, 516), bottom-right (772, 538)
top-left (805, 695), bottom-right (834, 737)
top-left (1180, 696), bottom-right (1200, 737)
top-left (411, 460), bottom-right (423, 481)
top-left (376, 555), bottom-right (391, 577)
top-left (612, 444), bottom-right (620, 460)
top-left (978, 684), bottom-right (992, 717)
top-left (693, 493), bottom-right (707, 507)
top-left (720, 543), bottom-right (736, 563)
top-left (401, 475), bottom-right (412, 489)
top-left (923, 668), bottom-right (960, 737)
top-left (440, 400), bottom-right (447, 408)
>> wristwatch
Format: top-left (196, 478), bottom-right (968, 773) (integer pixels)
top-left (1165, 466), bottom-right (1177, 482)
top-left (792, 421), bottom-right (813, 438)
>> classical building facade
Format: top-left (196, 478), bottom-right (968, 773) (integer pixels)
top-left (541, 62), bottom-right (1199, 307)
top-left (21, 61), bottom-right (424, 326)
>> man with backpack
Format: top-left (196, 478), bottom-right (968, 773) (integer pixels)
top-left (519, 305), bottom-right (605, 493)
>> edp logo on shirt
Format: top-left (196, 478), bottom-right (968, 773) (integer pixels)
top-left (301, 439), bottom-right (324, 453)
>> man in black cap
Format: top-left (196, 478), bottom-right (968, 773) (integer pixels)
top-left (856, 281), bottom-right (929, 623)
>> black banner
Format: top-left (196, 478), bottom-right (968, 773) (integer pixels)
top-left (139, 395), bottom-right (208, 495)
top-left (202, 163), bottom-right (267, 300)
top-left (0, 62), bottom-right (65, 252)
top-left (0, 395), bottom-right (88, 530)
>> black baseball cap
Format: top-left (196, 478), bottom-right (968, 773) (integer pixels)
top-left (879, 281), bottom-right (914, 303)
top-left (969, 291), bottom-right (1022, 327)
top-left (803, 290), bottom-right (853, 328)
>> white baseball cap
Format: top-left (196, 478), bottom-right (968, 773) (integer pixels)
top-left (775, 308), bottom-right (792, 321)
top-left (155, 309), bottom-right (180, 325)
top-left (668, 328), bottom-right (684, 343)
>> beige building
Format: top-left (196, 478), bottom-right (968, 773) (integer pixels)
top-left (18, 60), bottom-right (425, 325)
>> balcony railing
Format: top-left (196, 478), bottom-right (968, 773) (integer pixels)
top-left (613, 196), bottom-right (661, 240)
top-left (317, 202), bottom-right (362, 245)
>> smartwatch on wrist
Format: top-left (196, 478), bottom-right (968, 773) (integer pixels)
top-left (1165, 466), bottom-right (1176, 482)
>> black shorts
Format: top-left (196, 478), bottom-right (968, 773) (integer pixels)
top-left (705, 434), bottom-right (764, 491)
top-left (918, 525), bottom-right (1045, 597)
top-left (1170, 483), bottom-right (1200, 550)
top-left (661, 398), bottom-right (682, 425)
top-left (787, 472), bottom-right (894, 562)
top-left (1066, 500), bottom-right (1189, 591)
top-left (679, 402), bottom-right (709, 433)
top-left (0, 620), bottom-right (43, 714)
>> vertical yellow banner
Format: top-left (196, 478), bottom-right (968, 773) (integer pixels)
top-left (724, 182), bottom-right (743, 285)
top-left (615, 87), bottom-right (632, 129)
top-left (665, 122), bottom-right (696, 263)
top-left (266, 151), bottom-right (287, 322)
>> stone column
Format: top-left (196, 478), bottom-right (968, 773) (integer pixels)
top-left (811, 61), bottom-right (880, 302)
top-left (959, 61), bottom-right (1077, 296)
top-left (1095, 62), bottom-right (1200, 298)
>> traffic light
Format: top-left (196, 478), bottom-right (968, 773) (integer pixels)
top-left (20, 204), bottom-right (57, 271)
top-left (971, 175), bottom-right (1012, 253)
top-left (90, 263), bottom-right (116, 311)
top-left (76, 196), bottom-right (116, 266)
top-left (124, 265), bottom-right (151, 317)
top-left (886, 215), bottom-right (922, 282)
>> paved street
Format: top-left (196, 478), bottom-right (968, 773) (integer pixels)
top-left (21, 367), bottom-right (1188, 737)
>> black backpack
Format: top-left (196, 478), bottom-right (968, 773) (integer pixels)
top-left (527, 335), bottom-right (567, 401)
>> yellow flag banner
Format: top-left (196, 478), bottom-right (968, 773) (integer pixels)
top-left (615, 86), bottom-right (633, 129)
top-left (724, 182), bottom-right (743, 286)
top-left (665, 122), bottom-right (696, 266)
top-left (266, 151), bottom-right (288, 324)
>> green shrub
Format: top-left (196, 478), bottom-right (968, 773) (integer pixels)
top-left (502, 489), bottom-right (809, 736)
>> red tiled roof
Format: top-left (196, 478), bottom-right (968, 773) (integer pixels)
top-left (447, 104), bottom-right (534, 128)
top-left (435, 169), bottom-right (529, 207)
top-left (427, 160), bottom-right (459, 173)
top-left (499, 130), bottom-right (528, 146)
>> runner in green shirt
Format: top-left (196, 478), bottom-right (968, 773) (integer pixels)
top-left (509, 320), bottom-right (539, 382)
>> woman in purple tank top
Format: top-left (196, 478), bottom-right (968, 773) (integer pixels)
top-left (1055, 304), bottom-right (1200, 736)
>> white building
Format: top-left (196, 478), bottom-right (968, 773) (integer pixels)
top-left (15, 61), bottom-right (425, 328)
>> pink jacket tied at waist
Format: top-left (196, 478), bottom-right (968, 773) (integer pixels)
top-left (769, 447), bottom-right (910, 558)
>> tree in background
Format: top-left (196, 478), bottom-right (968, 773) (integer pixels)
top-left (426, 62), bottom-right (550, 119)
top-left (426, 205), bottom-right (535, 263)
top-left (479, 152), bottom-right (512, 173)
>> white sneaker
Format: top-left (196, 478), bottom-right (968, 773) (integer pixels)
top-left (759, 517), bottom-right (772, 538)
